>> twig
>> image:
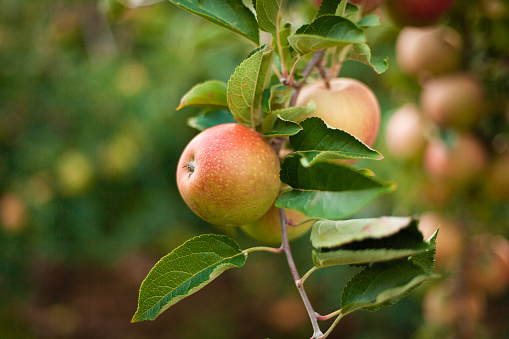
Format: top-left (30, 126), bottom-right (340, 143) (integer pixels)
top-left (289, 49), bottom-right (327, 107)
top-left (279, 208), bottom-right (323, 338)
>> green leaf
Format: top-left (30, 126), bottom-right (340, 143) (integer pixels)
top-left (290, 117), bottom-right (382, 165)
top-left (341, 259), bottom-right (436, 315)
top-left (276, 155), bottom-right (394, 219)
top-left (347, 43), bottom-right (388, 74)
top-left (317, 0), bottom-right (346, 17)
top-left (357, 14), bottom-right (380, 29)
top-left (256, 0), bottom-right (282, 34)
top-left (187, 110), bottom-right (237, 131)
top-left (177, 80), bottom-right (228, 110)
top-left (288, 15), bottom-right (365, 56)
top-left (411, 228), bottom-right (439, 274)
top-left (227, 48), bottom-right (274, 126)
top-left (310, 217), bottom-right (433, 267)
top-left (263, 116), bottom-right (302, 137)
top-left (169, 0), bottom-right (259, 44)
top-left (260, 104), bottom-right (313, 134)
top-left (132, 234), bottom-right (247, 322)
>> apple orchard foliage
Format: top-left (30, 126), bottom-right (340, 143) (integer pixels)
top-left (132, 1), bottom-right (438, 337)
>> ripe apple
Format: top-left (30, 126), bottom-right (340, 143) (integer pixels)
top-left (395, 26), bottom-right (462, 78)
top-left (295, 78), bottom-right (381, 147)
top-left (176, 123), bottom-right (281, 227)
top-left (385, 0), bottom-right (457, 27)
top-left (423, 134), bottom-right (488, 185)
top-left (241, 206), bottom-right (315, 244)
top-left (420, 73), bottom-right (485, 129)
top-left (385, 104), bottom-right (426, 158)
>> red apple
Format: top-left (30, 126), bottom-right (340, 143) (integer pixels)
top-left (295, 78), bottom-right (381, 147)
top-left (396, 26), bottom-right (462, 78)
top-left (385, 104), bottom-right (426, 158)
top-left (241, 206), bottom-right (315, 244)
top-left (421, 73), bottom-right (485, 129)
top-left (385, 0), bottom-right (457, 27)
top-left (176, 123), bottom-right (281, 227)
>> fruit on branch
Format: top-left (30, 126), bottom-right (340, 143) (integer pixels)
top-left (385, 0), bottom-right (457, 27)
top-left (395, 26), bottom-right (462, 78)
top-left (241, 205), bottom-right (314, 244)
top-left (385, 104), bottom-right (426, 158)
top-left (421, 73), bottom-right (485, 129)
top-left (176, 123), bottom-right (281, 227)
top-left (469, 234), bottom-right (509, 297)
top-left (423, 134), bottom-right (488, 185)
top-left (295, 78), bottom-right (381, 147)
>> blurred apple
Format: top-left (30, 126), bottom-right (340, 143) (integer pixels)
top-left (423, 134), bottom-right (488, 185)
top-left (469, 234), bottom-right (509, 297)
top-left (0, 193), bottom-right (28, 231)
top-left (266, 295), bottom-right (308, 332)
top-left (385, 104), bottom-right (426, 158)
top-left (385, 0), bottom-right (456, 27)
top-left (485, 152), bottom-right (509, 201)
top-left (241, 206), bottom-right (314, 244)
top-left (396, 26), bottom-right (462, 78)
top-left (296, 78), bottom-right (381, 148)
top-left (421, 74), bottom-right (485, 129)
top-left (418, 212), bottom-right (463, 268)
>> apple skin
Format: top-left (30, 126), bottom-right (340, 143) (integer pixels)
top-left (396, 26), bottom-right (462, 78)
top-left (295, 78), bottom-right (381, 147)
top-left (385, 104), bottom-right (426, 159)
top-left (176, 123), bottom-right (281, 227)
top-left (421, 74), bottom-right (485, 129)
top-left (241, 206), bottom-right (315, 244)
top-left (385, 0), bottom-right (457, 27)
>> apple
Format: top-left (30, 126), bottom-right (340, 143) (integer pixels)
top-left (241, 206), bottom-right (315, 244)
top-left (385, 0), bottom-right (457, 27)
top-left (176, 123), bottom-right (281, 227)
top-left (295, 78), bottom-right (381, 147)
top-left (385, 104), bottom-right (426, 158)
top-left (395, 26), bottom-right (462, 78)
top-left (423, 134), bottom-right (488, 185)
top-left (420, 73), bottom-right (485, 129)
top-left (0, 193), bottom-right (28, 231)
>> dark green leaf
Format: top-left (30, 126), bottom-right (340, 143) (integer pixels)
top-left (341, 259), bottom-right (436, 315)
top-left (187, 110), bottom-right (237, 131)
top-left (290, 117), bottom-right (382, 165)
top-left (410, 228), bottom-right (439, 274)
top-left (276, 155), bottom-right (394, 219)
top-left (263, 117), bottom-right (302, 137)
top-left (177, 80), bottom-right (228, 110)
top-left (288, 15), bottom-right (365, 55)
top-left (256, 0), bottom-right (282, 34)
top-left (317, 0), bottom-right (345, 17)
top-left (169, 0), bottom-right (259, 44)
top-left (132, 234), bottom-right (247, 322)
top-left (227, 48), bottom-right (274, 125)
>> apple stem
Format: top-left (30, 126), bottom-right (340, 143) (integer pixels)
top-left (279, 208), bottom-right (324, 338)
top-left (242, 246), bottom-right (283, 254)
top-left (289, 49), bottom-right (327, 107)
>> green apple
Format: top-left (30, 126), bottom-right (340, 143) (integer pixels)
top-left (241, 206), bottom-right (315, 244)
top-left (176, 123), bottom-right (281, 227)
top-left (396, 26), bottom-right (462, 78)
top-left (295, 78), bottom-right (381, 147)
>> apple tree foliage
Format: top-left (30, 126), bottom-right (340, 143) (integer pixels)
top-left (132, 0), bottom-right (439, 337)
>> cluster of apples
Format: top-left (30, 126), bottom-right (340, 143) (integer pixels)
top-left (176, 78), bottom-right (381, 243)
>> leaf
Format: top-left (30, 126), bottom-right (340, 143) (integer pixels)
top-left (310, 217), bottom-right (433, 267)
top-left (411, 228), bottom-right (439, 274)
top-left (187, 110), bottom-right (237, 131)
top-left (177, 80), bottom-right (228, 110)
top-left (288, 15), bottom-right (365, 56)
top-left (347, 43), bottom-right (388, 74)
top-left (316, 0), bottom-right (345, 17)
top-left (263, 117), bottom-right (302, 137)
top-left (276, 155), bottom-right (395, 219)
top-left (357, 14), bottom-right (380, 29)
top-left (132, 234), bottom-right (247, 322)
top-left (341, 259), bottom-right (437, 315)
top-left (289, 117), bottom-right (382, 165)
top-left (260, 104), bottom-right (313, 134)
top-left (227, 48), bottom-right (274, 126)
top-left (169, 0), bottom-right (259, 44)
top-left (256, 0), bottom-right (282, 34)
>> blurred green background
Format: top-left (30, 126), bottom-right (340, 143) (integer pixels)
top-left (1, 0), bottom-right (508, 338)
